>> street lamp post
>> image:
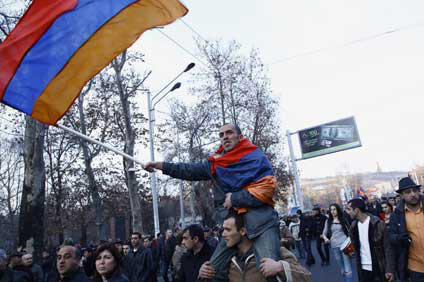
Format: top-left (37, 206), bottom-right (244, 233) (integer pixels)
top-left (146, 63), bottom-right (195, 236)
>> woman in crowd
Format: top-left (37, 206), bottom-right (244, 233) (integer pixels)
top-left (381, 201), bottom-right (398, 281)
top-left (93, 244), bottom-right (128, 282)
top-left (322, 204), bottom-right (353, 282)
top-left (380, 201), bottom-right (393, 225)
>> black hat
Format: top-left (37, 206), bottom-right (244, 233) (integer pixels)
top-left (396, 176), bottom-right (421, 193)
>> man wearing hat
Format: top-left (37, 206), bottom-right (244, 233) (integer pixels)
top-left (388, 176), bottom-right (424, 282)
top-left (0, 249), bottom-right (30, 282)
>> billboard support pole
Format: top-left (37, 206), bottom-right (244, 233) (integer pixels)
top-left (287, 130), bottom-right (304, 210)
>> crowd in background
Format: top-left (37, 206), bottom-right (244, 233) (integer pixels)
top-left (2, 176), bottom-right (423, 282)
top-left (278, 176), bottom-right (424, 282)
top-left (0, 225), bottom-right (221, 282)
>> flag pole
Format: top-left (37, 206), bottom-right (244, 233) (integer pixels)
top-left (57, 124), bottom-right (145, 166)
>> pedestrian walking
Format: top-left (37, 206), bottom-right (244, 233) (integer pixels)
top-left (322, 204), bottom-right (354, 282)
top-left (159, 229), bottom-right (176, 282)
top-left (300, 211), bottom-right (315, 266)
top-left (346, 198), bottom-right (390, 282)
top-left (388, 176), bottom-right (424, 282)
top-left (289, 214), bottom-right (305, 259)
top-left (312, 207), bottom-right (330, 266)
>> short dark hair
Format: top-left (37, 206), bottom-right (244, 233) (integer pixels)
top-left (224, 209), bottom-right (245, 231)
top-left (183, 224), bottom-right (205, 242)
top-left (348, 198), bottom-right (367, 213)
top-left (131, 232), bottom-right (141, 239)
top-left (223, 123), bottom-right (242, 135)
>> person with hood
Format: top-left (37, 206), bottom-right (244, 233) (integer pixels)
top-left (388, 176), bottom-right (424, 282)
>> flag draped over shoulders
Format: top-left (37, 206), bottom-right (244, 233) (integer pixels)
top-left (0, 0), bottom-right (188, 125)
top-left (209, 139), bottom-right (277, 213)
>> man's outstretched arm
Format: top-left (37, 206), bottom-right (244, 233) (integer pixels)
top-left (143, 161), bottom-right (212, 181)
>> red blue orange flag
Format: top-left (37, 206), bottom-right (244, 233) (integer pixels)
top-left (0, 0), bottom-right (188, 125)
top-left (209, 139), bottom-right (277, 214)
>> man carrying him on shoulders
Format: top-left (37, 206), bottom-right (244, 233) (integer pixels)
top-left (198, 209), bottom-right (312, 282)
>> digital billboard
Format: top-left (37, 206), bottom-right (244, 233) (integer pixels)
top-left (298, 116), bottom-right (361, 160)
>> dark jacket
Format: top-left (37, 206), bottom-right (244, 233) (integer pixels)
top-left (162, 162), bottom-right (279, 239)
top-left (82, 254), bottom-right (95, 278)
top-left (206, 237), bottom-right (219, 251)
top-left (126, 248), bottom-right (153, 282)
top-left (28, 264), bottom-right (44, 282)
top-left (349, 214), bottom-right (387, 282)
top-left (388, 196), bottom-right (424, 282)
top-left (0, 268), bottom-right (30, 282)
top-left (175, 242), bottom-right (213, 282)
top-left (299, 215), bottom-right (314, 240)
top-left (106, 272), bottom-right (130, 282)
top-left (159, 236), bottom-right (176, 263)
top-left (312, 213), bottom-right (327, 238)
top-left (46, 268), bottom-right (90, 282)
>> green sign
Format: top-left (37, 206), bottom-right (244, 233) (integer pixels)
top-left (298, 116), bottom-right (361, 160)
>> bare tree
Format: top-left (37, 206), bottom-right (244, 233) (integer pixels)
top-left (0, 139), bottom-right (23, 250)
top-left (110, 51), bottom-right (149, 233)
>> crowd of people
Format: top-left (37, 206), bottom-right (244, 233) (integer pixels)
top-left (277, 176), bottom-right (424, 282)
top-left (0, 217), bottom-right (311, 282)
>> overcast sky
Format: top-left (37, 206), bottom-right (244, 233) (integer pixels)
top-left (3, 1), bottom-right (423, 179)
top-left (135, 0), bottom-right (424, 179)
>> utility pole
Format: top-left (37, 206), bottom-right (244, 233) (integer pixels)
top-left (286, 130), bottom-right (304, 210)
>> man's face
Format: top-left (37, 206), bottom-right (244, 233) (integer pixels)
top-left (21, 254), bottom-right (33, 266)
top-left (388, 198), bottom-right (396, 206)
top-left (222, 218), bottom-right (243, 248)
top-left (219, 124), bottom-right (242, 152)
top-left (131, 234), bottom-right (141, 248)
top-left (56, 246), bottom-right (79, 277)
top-left (345, 203), bottom-right (357, 220)
top-left (402, 187), bottom-right (420, 206)
top-left (182, 230), bottom-right (196, 251)
top-left (143, 239), bottom-right (150, 249)
top-left (204, 231), bottom-right (209, 240)
top-left (313, 210), bottom-right (319, 216)
top-left (122, 245), bottom-right (130, 256)
top-left (166, 230), bottom-right (173, 239)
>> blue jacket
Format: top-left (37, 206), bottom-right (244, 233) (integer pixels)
top-left (162, 161), bottom-right (279, 239)
top-left (388, 196), bottom-right (424, 281)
